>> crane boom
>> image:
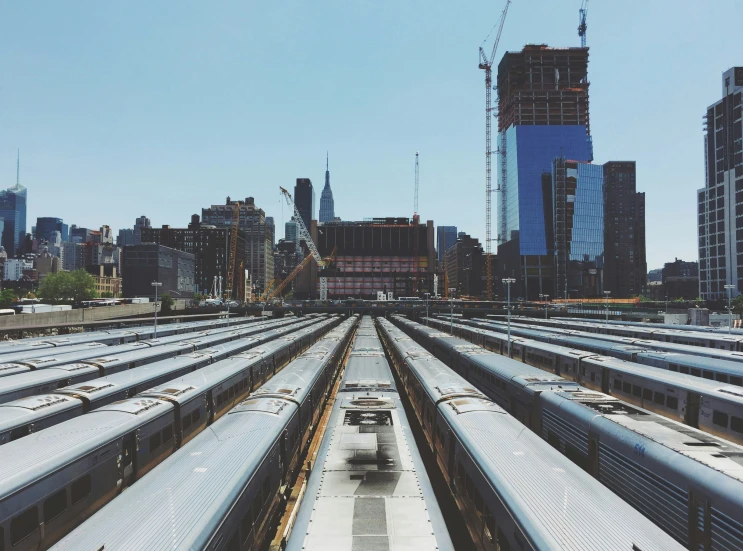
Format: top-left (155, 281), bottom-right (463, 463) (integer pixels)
top-left (279, 186), bottom-right (324, 267)
top-left (578, 0), bottom-right (589, 48)
top-left (479, 0), bottom-right (511, 301)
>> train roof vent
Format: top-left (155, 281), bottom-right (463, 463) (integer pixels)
top-left (300, 351), bottom-right (328, 360)
top-left (0, 363), bottom-right (27, 371)
top-left (405, 350), bottom-right (431, 359)
top-left (65, 363), bottom-right (97, 371)
top-left (88, 357), bottom-right (120, 364)
top-left (719, 388), bottom-right (743, 398)
top-left (430, 332), bottom-right (454, 338)
top-left (26, 358), bottom-right (58, 366)
top-left (393, 336), bottom-right (411, 341)
top-left (345, 397), bottom-right (395, 408)
top-left (344, 410), bottom-right (392, 426)
top-left (105, 398), bottom-right (164, 415)
top-left (436, 385), bottom-right (480, 396)
top-left (66, 383), bottom-right (115, 394)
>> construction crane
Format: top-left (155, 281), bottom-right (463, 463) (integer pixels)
top-left (226, 200), bottom-right (240, 301)
top-left (265, 246), bottom-right (336, 302)
top-left (279, 186), bottom-right (331, 300)
top-left (259, 278), bottom-right (276, 301)
top-left (412, 152), bottom-right (420, 296)
top-left (478, 0), bottom-right (511, 300)
top-left (578, 0), bottom-right (589, 48)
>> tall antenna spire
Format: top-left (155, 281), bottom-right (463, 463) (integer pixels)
top-left (326, 151), bottom-right (328, 171)
top-left (16, 149), bottom-right (19, 186)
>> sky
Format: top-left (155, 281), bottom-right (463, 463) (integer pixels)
top-left (0, 1), bottom-right (740, 269)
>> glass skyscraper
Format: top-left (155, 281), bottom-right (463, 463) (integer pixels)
top-left (36, 217), bottom-right (69, 244)
top-left (0, 183), bottom-right (27, 254)
top-left (436, 226), bottom-right (457, 263)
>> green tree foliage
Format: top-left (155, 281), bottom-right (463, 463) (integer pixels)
top-left (731, 295), bottom-right (743, 313)
top-left (0, 289), bottom-right (16, 307)
top-left (160, 293), bottom-right (175, 314)
top-left (100, 292), bottom-right (114, 298)
top-left (37, 270), bottom-right (98, 303)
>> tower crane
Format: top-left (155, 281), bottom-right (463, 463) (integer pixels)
top-left (479, 0), bottom-right (511, 301)
top-left (279, 186), bottom-right (331, 300)
top-left (578, 0), bottom-right (589, 48)
top-left (412, 152), bottom-right (420, 296)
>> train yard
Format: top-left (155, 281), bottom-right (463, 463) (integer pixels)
top-left (0, 313), bottom-right (741, 549)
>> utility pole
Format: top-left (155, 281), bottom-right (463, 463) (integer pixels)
top-left (151, 281), bottom-right (162, 338)
top-left (725, 285), bottom-right (735, 334)
top-left (604, 290), bottom-right (611, 323)
top-left (503, 278), bottom-right (515, 356)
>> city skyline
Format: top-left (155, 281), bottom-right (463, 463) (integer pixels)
top-left (0, 1), bottom-right (741, 267)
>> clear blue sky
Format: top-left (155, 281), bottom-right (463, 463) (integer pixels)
top-left (0, 1), bottom-right (740, 269)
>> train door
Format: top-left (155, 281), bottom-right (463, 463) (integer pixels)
top-left (688, 491), bottom-right (710, 550)
top-left (280, 430), bottom-right (287, 486)
top-left (206, 391), bottom-right (215, 424)
top-left (601, 368), bottom-right (610, 394)
top-left (588, 435), bottom-right (599, 478)
top-left (120, 432), bottom-right (137, 488)
top-left (447, 429), bottom-right (456, 485)
top-left (685, 392), bottom-right (701, 428)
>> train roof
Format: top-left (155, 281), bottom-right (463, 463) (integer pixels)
top-left (0, 364), bottom-right (100, 401)
top-left (440, 403), bottom-right (684, 550)
top-left (0, 398), bottom-right (173, 503)
top-left (636, 350), bottom-right (743, 373)
top-left (49, 396), bottom-right (292, 550)
top-left (0, 394), bottom-right (80, 432)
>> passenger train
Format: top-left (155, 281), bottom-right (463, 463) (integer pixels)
top-left (0, 316), bottom-right (344, 551)
top-left (0, 316), bottom-right (324, 445)
top-left (285, 317), bottom-right (454, 551)
top-left (429, 316), bottom-right (743, 444)
top-left (47, 316), bottom-right (357, 551)
top-left (377, 318), bottom-right (684, 551)
top-left (0, 317), bottom-right (305, 404)
top-left (393, 316), bottom-right (743, 549)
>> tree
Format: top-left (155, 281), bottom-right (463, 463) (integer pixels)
top-left (0, 289), bottom-right (16, 307)
top-left (732, 295), bottom-right (743, 314)
top-left (37, 270), bottom-right (98, 303)
top-left (160, 293), bottom-right (175, 314)
top-left (100, 292), bottom-right (113, 298)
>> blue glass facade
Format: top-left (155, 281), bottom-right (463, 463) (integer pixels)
top-left (501, 125), bottom-right (592, 256)
top-left (436, 226), bottom-right (457, 262)
top-left (568, 163), bottom-right (604, 264)
top-left (0, 185), bottom-right (26, 254)
top-left (36, 217), bottom-right (69, 244)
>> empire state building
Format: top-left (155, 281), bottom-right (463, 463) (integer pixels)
top-left (319, 152), bottom-right (335, 223)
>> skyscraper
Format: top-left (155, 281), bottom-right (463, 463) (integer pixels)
top-left (294, 178), bottom-right (315, 231)
top-left (285, 217), bottom-right (299, 245)
top-left (319, 153), bottom-right (335, 223)
top-left (436, 226), bottom-right (457, 263)
top-left (496, 44), bottom-right (593, 299)
top-left (266, 217), bottom-right (275, 248)
top-left (36, 217), bottom-right (69, 244)
top-left (698, 67), bottom-right (743, 300)
top-left (0, 152), bottom-right (27, 255)
top-left (133, 215), bottom-right (151, 245)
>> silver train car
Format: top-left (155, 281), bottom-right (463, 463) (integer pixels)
top-left (468, 317), bottom-right (743, 362)
top-left (0, 316), bottom-right (345, 551)
top-left (458, 317), bottom-right (743, 385)
top-left (48, 317), bottom-right (357, 551)
top-left (510, 315), bottom-right (743, 349)
top-left (428, 316), bottom-right (743, 445)
top-left (395, 316), bottom-right (743, 549)
top-left (0, 317), bottom-right (304, 404)
top-left (0, 316), bottom-right (330, 445)
top-left (0, 315), bottom-right (262, 355)
top-left (377, 318), bottom-right (683, 551)
top-left (286, 317), bottom-right (454, 551)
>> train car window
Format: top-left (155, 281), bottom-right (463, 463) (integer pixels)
top-left (10, 506), bottom-right (38, 546)
top-left (474, 490), bottom-right (484, 515)
top-left (182, 414), bottom-right (192, 431)
top-left (716, 373), bottom-right (729, 382)
top-left (643, 388), bottom-right (653, 400)
top-left (251, 496), bottom-right (262, 525)
top-left (691, 368), bottom-right (701, 377)
top-left (465, 474), bottom-right (474, 499)
top-left (680, 366), bottom-right (690, 374)
top-left (703, 371), bottom-right (715, 380)
top-left (732, 376), bottom-right (743, 386)
top-left (43, 489), bottom-right (68, 522)
top-left (150, 432), bottom-right (162, 452)
top-left (713, 410), bottom-right (729, 428)
top-left (666, 396), bottom-right (679, 410)
top-left (590, 372), bottom-right (596, 382)
top-left (632, 385), bottom-right (642, 397)
top-left (192, 409), bottom-right (200, 424)
top-left (71, 475), bottom-right (91, 505)
top-left (653, 392), bottom-right (665, 405)
top-left (457, 462), bottom-right (465, 482)
top-left (732, 416), bottom-right (743, 434)
top-left (622, 382), bottom-right (631, 393)
top-left (163, 425), bottom-right (173, 444)
top-left (669, 364), bottom-right (679, 372)
top-left (613, 379), bottom-right (622, 391)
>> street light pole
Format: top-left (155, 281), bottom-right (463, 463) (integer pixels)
top-left (604, 290), bottom-right (611, 323)
top-left (151, 281), bottom-right (162, 338)
top-left (725, 284), bottom-right (735, 334)
top-left (424, 292), bottom-right (430, 325)
top-left (448, 288), bottom-right (456, 334)
top-left (503, 278), bottom-right (515, 357)
top-left (226, 289), bottom-right (232, 327)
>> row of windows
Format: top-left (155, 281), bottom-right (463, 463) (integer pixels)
top-left (215, 378), bottom-right (250, 409)
top-left (182, 408), bottom-right (201, 432)
top-left (712, 410), bottom-right (743, 434)
top-left (668, 363), bottom-right (743, 385)
top-left (240, 477), bottom-right (272, 547)
top-left (149, 424), bottom-right (174, 453)
top-left (612, 379), bottom-right (679, 410)
top-left (4, 474), bottom-right (91, 547)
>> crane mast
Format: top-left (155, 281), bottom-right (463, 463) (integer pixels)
top-left (226, 201), bottom-right (240, 301)
top-left (479, 0), bottom-right (511, 300)
top-left (578, 0), bottom-right (589, 48)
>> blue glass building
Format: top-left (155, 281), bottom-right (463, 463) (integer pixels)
top-left (0, 184), bottom-right (27, 255)
top-left (36, 217), bottom-right (69, 244)
top-left (436, 226), bottom-right (457, 263)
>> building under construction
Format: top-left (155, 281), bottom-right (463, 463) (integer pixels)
top-left (298, 218), bottom-right (435, 299)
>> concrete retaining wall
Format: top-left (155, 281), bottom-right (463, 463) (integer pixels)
top-left (0, 303), bottom-right (160, 330)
